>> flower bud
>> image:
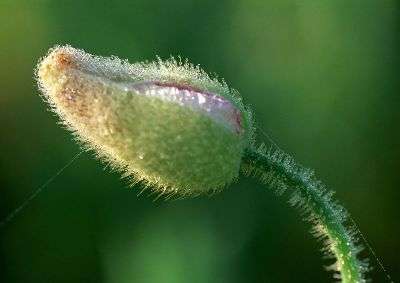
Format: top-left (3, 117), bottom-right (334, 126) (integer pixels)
top-left (36, 45), bottom-right (253, 196)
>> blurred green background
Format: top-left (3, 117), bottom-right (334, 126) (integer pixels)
top-left (0, 0), bottom-right (399, 282)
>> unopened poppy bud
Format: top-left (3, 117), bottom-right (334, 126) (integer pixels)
top-left (36, 45), bottom-right (253, 196)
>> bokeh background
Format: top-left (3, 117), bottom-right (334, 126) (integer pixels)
top-left (0, 1), bottom-right (399, 282)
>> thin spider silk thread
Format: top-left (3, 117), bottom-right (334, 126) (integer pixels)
top-left (257, 124), bottom-right (282, 151)
top-left (0, 151), bottom-right (83, 229)
top-left (347, 217), bottom-right (394, 283)
top-left (257, 127), bottom-right (393, 282)
top-left (35, 45), bottom-right (391, 282)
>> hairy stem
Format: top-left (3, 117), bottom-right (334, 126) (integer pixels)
top-left (242, 147), bottom-right (365, 283)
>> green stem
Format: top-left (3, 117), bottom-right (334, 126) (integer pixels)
top-left (242, 147), bottom-right (365, 283)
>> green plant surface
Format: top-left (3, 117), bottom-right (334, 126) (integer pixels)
top-left (37, 45), bottom-right (368, 282)
top-left (242, 147), bottom-right (367, 282)
top-left (0, 1), bottom-right (398, 283)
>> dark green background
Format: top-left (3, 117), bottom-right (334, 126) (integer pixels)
top-left (1, 1), bottom-right (399, 282)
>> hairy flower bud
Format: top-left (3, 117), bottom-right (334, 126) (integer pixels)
top-left (36, 45), bottom-right (253, 196)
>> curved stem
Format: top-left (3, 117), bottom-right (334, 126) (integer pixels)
top-left (242, 147), bottom-right (365, 283)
